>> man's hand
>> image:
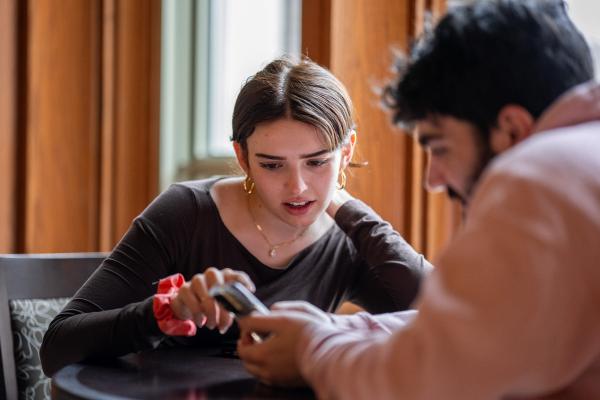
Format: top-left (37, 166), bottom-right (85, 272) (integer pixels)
top-left (237, 301), bottom-right (333, 386)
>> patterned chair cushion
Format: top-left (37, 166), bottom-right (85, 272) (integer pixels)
top-left (9, 298), bottom-right (69, 400)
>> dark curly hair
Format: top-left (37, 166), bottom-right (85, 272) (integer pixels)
top-left (385, 0), bottom-right (594, 139)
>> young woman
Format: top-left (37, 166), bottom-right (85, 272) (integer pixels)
top-left (41, 57), bottom-right (431, 376)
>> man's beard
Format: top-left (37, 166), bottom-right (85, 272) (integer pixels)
top-left (447, 143), bottom-right (496, 208)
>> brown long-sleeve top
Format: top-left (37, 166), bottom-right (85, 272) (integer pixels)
top-left (41, 178), bottom-right (431, 376)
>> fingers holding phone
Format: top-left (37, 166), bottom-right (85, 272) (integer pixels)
top-left (170, 267), bottom-right (256, 334)
top-left (209, 282), bottom-right (270, 342)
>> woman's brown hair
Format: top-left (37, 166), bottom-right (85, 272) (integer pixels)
top-left (231, 57), bottom-right (356, 155)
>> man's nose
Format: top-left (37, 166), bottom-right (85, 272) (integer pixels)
top-left (424, 159), bottom-right (446, 193)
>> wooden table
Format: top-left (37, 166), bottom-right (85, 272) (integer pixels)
top-left (51, 347), bottom-right (316, 399)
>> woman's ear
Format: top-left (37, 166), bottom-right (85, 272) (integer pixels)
top-left (233, 142), bottom-right (249, 175)
top-left (340, 130), bottom-right (357, 169)
top-left (490, 105), bottom-right (535, 154)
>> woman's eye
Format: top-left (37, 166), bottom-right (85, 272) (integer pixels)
top-left (259, 163), bottom-right (282, 170)
top-left (307, 159), bottom-right (330, 167)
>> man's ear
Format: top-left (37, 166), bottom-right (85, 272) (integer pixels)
top-left (340, 130), bottom-right (357, 169)
top-left (233, 142), bottom-right (249, 175)
top-left (490, 105), bottom-right (535, 154)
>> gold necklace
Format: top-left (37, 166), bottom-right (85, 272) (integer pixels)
top-left (247, 196), bottom-right (308, 258)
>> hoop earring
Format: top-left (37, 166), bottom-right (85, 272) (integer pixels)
top-left (336, 170), bottom-right (347, 190)
top-left (243, 175), bottom-right (255, 195)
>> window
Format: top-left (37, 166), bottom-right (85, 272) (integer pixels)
top-left (566, 0), bottom-right (600, 80)
top-left (160, 0), bottom-right (302, 188)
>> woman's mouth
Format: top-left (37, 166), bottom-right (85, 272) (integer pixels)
top-left (283, 200), bottom-right (315, 215)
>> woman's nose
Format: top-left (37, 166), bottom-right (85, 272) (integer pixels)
top-left (286, 170), bottom-right (308, 195)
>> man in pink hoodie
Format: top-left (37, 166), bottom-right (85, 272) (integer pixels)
top-left (237, 0), bottom-right (600, 398)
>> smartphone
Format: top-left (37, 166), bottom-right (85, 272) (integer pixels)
top-left (209, 282), bottom-right (269, 342)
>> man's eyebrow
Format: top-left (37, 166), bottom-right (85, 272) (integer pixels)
top-left (418, 133), bottom-right (444, 147)
top-left (255, 149), bottom-right (331, 160)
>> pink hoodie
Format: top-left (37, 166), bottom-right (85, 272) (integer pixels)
top-left (297, 82), bottom-right (600, 400)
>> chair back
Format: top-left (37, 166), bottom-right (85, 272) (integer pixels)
top-left (0, 253), bottom-right (106, 400)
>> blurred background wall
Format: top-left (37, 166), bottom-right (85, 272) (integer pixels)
top-left (0, 0), bottom-right (161, 253)
top-left (0, 0), bottom-right (462, 259)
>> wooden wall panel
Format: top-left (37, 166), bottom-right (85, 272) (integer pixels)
top-left (409, 137), bottom-right (427, 252)
top-left (301, 0), bottom-right (331, 68)
top-left (426, 192), bottom-right (461, 258)
top-left (329, 0), bottom-right (414, 236)
top-left (0, 0), bottom-right (18, 252)
top-left (303, 0), bottom-right (458, 261)
top-left (100, 0), bottom-right (160, 250)
top-left (25, 0), bottom-right (101, 252)
top-left (100, 0), bottom-right (116, 251)
top-left (0, 0), bottom-right (160, 253)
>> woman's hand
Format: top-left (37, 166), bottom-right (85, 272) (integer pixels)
top-left (170, 267), bottom-right (255, 334)
top-left (326, 188), bottom-right (355, 219)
